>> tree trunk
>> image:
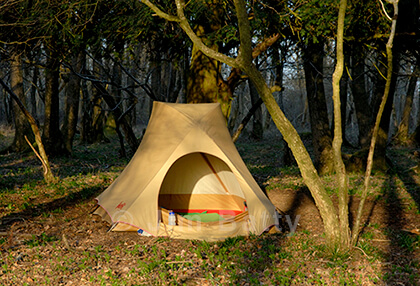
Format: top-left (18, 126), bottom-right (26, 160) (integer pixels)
top-left (79, 76), bottom-right (91, 143)
top-left (127, 48), bottom-right (139, 125)
top-left (62, 51), bottom-right (84, 154)
top-left (1, 79), bottom-right (13, 125)
top-left (331, 0), bottom-right (350, 251)
top-left (186, 2), bottom-right (232, 118)
top-left (339, 50), bottom-right (350, 146)
top-left (111, 41), bottom-right (128, 156)
top-left (248, 63), bottom-right (342, 250)
top-left (232, 97), bottom-right (263, 142)
top-left (249, 80), bottom-right (263, 140)
top-left (90, 79), bottom-right (139, 154)
top-left (350, 43), bottom-right (371, 149)
top-left (43, 50), bottom-right (66, 156)
top-left (0, 77), bottom-right (56, 183)
top-left (394, 59), bottom-right (419, 145)
top-left (165, 61), bottom-right (183, 103)
top-left (302, 40), bottom-right (334, 174)
top-left (80, 54), bottom-right (108, 144)
top-left (352, 1), bottom-right (399, 244)
top-left (187, 44), bottom-right (232, 118)
top-left (269, 42), bottom-right (295, 166)
top-left (150, 52), bottom-right (163, 102)
top-left (373, 49), bottom-right (398, 169)
top-left (234, 0), bottom-right (341, 250)
top-left (7, 53), bottom-right (34, 153)
top-left (29, 63), bottom-right (39, 119)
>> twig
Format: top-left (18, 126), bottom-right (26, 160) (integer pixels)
top-left (379, 0), bottom-right (392, 21)
top-left (354, 246), bottom-right (371, 259)
top-left (24, 135), bottom-right (47, 175)
top-left (0, 232), bottom-right (34, 239)
top-left (165, 260), bottom-right (193, 264)
top-left (62, 233), bottom-right (73, 252)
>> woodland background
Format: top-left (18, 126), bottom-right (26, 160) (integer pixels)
top-left (0, 0), bottom-right (418, 162)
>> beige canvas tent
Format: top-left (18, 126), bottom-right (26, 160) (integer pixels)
top-left (94, 102), bottom-right (278, 241)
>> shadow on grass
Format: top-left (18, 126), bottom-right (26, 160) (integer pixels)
top-left (381, 171), bottom-right (419, 285)
top-left (226, 233), bottom-right (289, 284)
top-left (393, 167), bottom-right (420, 216)
top-left (0, 185), bottom-right (104, 231)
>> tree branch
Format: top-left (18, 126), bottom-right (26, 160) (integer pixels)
top-left (233, 0), bottom-right (253, 67)
top-left (140, 0), bottom-right (180, 22)
top-left (141, 0), bottom-right (239, 68)
top-left (351, 0), bottom-right (399, 245)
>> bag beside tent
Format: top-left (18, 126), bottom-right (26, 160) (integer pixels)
top-left (94, 102), bottom-right (279, 241)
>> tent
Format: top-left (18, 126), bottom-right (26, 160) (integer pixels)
top-left (94, 102), bottom-right (279, 241)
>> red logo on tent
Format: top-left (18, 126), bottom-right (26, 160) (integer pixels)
top-left (116, 201), bottom-right (126, 209)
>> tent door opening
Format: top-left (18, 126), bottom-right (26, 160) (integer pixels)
top-left (158, 152), bottom-right (246, 220)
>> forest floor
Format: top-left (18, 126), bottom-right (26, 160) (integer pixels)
top-left (0, 127), bottom-right (419, 285)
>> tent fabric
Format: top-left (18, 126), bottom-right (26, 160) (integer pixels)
top-left (94, 102), bottom-right (278, 241)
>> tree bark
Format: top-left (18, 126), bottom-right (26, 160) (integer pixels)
top-left (233, 0), bottom-right (342, 250)
top-left (331, 0), bottom-right (350, 251)
top-left (232, 97), bottom-right (263, 142)
top-left (394, 59), bottom-right (419, 145)
top-left (350, 43), bottom-right (371, 149)
top-left (80, 54), bottom-right (108, 144)
top-left (186, 2), bottom-right (233, 118)
top-left (90, 79), bottom-right (139, 154)
top-left (187, 41), bottom-right (233, 118)
top-left (339, 50), bottom-right (349, 145)
top-left (374, 49), bottom-right (398, 169)
top-left (6, 52), bottom-right (34, 153)
top-left (302, 40), bottom-right (334, 174)
top-left (249, 80), bottom-right (263, 140)
top-left (0, 77), bottom-right (56, 183)
top-left (29, 62), bottom-right (39, 119)
top-left (43, 49), bottom-right (66, 156)
top-left (62, 51), bottom-right (84, 154)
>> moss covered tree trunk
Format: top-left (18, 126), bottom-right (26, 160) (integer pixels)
top-left (248, 63), bottom-right (343, 250)
top-left (331, 0), bottom-right (350, 251)
top-left (186, 2), bottom-right (232, 118)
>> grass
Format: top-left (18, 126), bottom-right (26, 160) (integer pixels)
top-left (0, 132), bottom-right (419, 285)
